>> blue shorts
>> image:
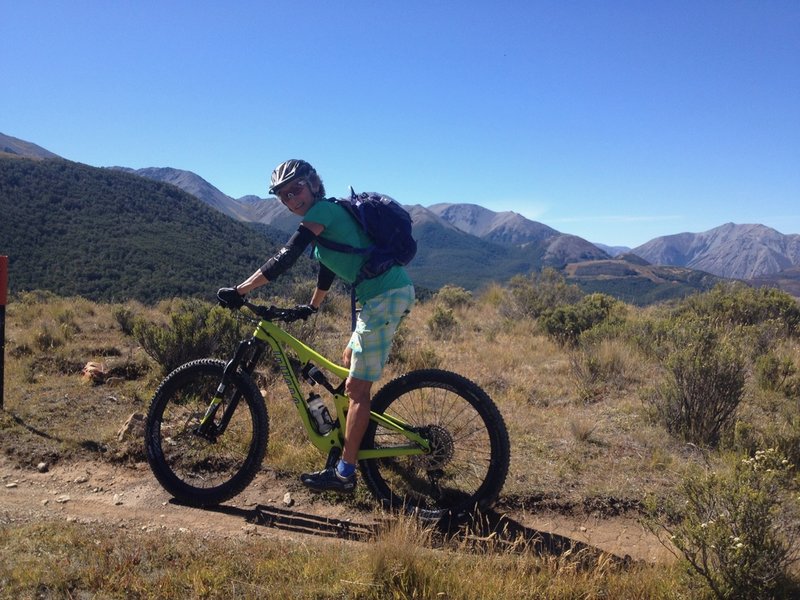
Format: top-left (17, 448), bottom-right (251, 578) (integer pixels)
top-left (348, 284), bottom-right (415, 382)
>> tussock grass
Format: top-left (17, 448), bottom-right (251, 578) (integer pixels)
top-left (0, 518), bottom-right (683, 599)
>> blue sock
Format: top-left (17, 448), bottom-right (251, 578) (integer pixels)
top-left (336, 459), bottom-right (356, 478)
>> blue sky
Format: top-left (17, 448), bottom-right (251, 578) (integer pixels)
top-left (2, 1), bottom-right (798, 247)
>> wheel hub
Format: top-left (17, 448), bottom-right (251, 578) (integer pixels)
top-left (414, 425), bottom-right (454, 471)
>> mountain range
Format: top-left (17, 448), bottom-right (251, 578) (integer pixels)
top-left (2, 131), bottom-right (799, 301)
top-left (632, 223), bottom-right (800, 281)
top-left (109, 163), bottom-right (800, 297)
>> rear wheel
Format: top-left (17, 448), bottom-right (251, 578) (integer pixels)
top-left (360, 369), bottom-right (510, 522)
top-left (145, 359), bottom-right (268, 506)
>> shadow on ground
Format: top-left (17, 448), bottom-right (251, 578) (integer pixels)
top-left (198, 502), bottom-right (633, 568)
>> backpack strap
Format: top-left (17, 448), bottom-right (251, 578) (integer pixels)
top-left (314, 197), bottom-right (374, 255)
top-left (315, 236), bottom-right (372, 255)
top-left (349, 287), bottom-right (357, 333)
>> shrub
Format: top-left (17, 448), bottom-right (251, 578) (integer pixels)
top-left (568, 338), bottom-right (631, 404)
top-left (647, 321), bottom-right (746, 447)
top-left (386, 320), bottom-right (409, 365)
top-left (34, 321), bottom-right (68, 351)
top-left (427, 305), bottom-right (459, 340)
top-left (541, 293), bottom-right (622, 346)
top-left (54, 308), bottom-right (81, 337)
top-left (433, 285), bottom-right (473, 309)
top-left (505, 268), bottom-right (583, 319)
top-left (755, 352), bottom-right (797, 394)
top-left (478, 283), bottom-right (506, 308)
top-left (648, 449), bottom-right (800, 599)
top-left (404, 347), bottom-right (442, 371)
top-left (112, 304), bottom-right (138, 336)
top-left (132, 299), bottom-right (245, 374)
top-left (676, 282), bottom-right (800, 337)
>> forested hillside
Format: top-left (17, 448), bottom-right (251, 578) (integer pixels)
top-left (0, 155), bottom-right (764, 305)
top-left (0, 158), bottom-right (313, 302)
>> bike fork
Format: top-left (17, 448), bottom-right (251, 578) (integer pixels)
top-left (196, 339), bottom-right (262, 440)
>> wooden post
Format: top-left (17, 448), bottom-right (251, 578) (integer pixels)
top-left (0, 256), bottom-right (7, 410)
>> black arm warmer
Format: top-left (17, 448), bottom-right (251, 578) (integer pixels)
top-left (260, 225), bottom-right (316, 281)
top-left (317, 263), bottom-right (336, 291)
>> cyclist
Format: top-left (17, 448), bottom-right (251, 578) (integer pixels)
top-left (218, 159), bottom-right (415, 493)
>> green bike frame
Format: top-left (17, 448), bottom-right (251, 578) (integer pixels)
top-left (252, 317), bottom-right (430, 460)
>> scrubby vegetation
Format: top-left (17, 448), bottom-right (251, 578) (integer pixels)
top-left (646, 448), bottom-right (800, 599)
top-left (1, 276), bottom-right (799, 598)
top-left (0, 157), bottom-right (313, 303)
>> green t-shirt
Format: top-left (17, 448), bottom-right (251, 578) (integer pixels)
top-left (304, 199), bottom-right (412, 302)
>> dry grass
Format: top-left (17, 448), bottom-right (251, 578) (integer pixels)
top-left (0, 516), bottom-right (687, 600)
top-left (1, 287), bottom-right (799, 597)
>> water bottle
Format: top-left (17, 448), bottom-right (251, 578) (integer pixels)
top-left (307, 393), bottom-right (333, 434)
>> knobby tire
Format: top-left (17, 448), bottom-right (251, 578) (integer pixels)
top-left (145, 359), bottom-right (268, 506)
top-left (360, 369), bottom-right (510, 523)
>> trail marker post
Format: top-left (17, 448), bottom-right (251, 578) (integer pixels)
top-left (0, 256), bottom-right (7, 410)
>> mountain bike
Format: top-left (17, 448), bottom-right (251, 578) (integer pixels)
top-left (144, 299), bottom-right (510, 522)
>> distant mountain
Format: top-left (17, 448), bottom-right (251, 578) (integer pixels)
top-left (404, 205), bottom-right (531, 290)
top-left (120, 170), bottom-right (610, 291)
top-left (112, 166), bottom-right (304, 232)
top-left (0, 157), bottom-right (311, 303)
top-left (427, 202), bottom-right (609, 263)
top-left (5, 132), bottom-right (799, 300)
top-left (428, 203), bottom-right (559, 245)
top-left (404, 204), bottom-right (614, 290)
top-left (632, 223), bottom-right (800, 280)
top-left (110, 166), bottom-right (246, 220)
top-left (594, 243), bottom-right (631, 257)
top-left (236, 194), bottom-right (302, 233)
top-left (563, 256), bottom-right (724, 305)
top-left (0, 132), bottom-right (61, 160)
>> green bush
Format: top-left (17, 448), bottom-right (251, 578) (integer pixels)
top-left (433, 285), bottom-right (473, 309)
top-left (132, 299), bottom-right (245, 374)
top-left (386, 320), bottom-right (410, 365)
top-left (427, 305), bottom-right (459, 340)
top-left (648, 449), bottom-right (800, 599)
top-left (755, 352), bottom-right (797, 394)
top-left (647, 321), bottom-right (746, 447)
top-left (112, 304), bottom-right (138, 336)
top-left (676, 283), bottom-right (800, 337)
top-left (505, 268), bottom-right (583, 320)
top-left (541, 293), bottom-right (622, 346)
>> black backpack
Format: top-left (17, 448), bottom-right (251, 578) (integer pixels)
top-left (316, 187), bottom-right (417, 282)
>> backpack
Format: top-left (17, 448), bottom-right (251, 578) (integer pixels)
top-left (316, 187), bottom-right (417, 282)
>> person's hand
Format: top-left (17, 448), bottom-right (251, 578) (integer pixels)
top-left (294, 304), bottom-right (318, 320)
top-left (342, 346), bottom-right (353, 368)
top-left (217, 287), bottom-right (245, 309)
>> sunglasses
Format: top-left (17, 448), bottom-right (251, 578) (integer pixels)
top-left (278, 179), bottom-right (307, 203)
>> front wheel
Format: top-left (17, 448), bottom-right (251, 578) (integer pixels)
top-left (360, 369), bottom-right (510, 522)
top-left (145, 359), bottom-right (268, 506)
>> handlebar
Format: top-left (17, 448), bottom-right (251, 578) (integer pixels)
top-left (216, 287), bottom-right (313, 323)
top-left (241, 300), bottom-right (310, 323)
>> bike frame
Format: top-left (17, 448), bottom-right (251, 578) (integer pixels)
top-left (243, 316), bottom-right (430, 460)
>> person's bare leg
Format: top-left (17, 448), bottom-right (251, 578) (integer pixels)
top-left (342, 376), bottom-right (373, 465)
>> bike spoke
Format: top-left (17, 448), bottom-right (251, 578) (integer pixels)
top-left (367, 381), bottom-right (497, 514)
top-left (147, 359), bottom-right (267, 505)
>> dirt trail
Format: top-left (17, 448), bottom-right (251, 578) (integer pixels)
top-left (0, 456), bottom-right (674, 564)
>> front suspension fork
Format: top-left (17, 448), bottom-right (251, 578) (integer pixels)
top-left (195, 339), bottom-right (262, 439)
